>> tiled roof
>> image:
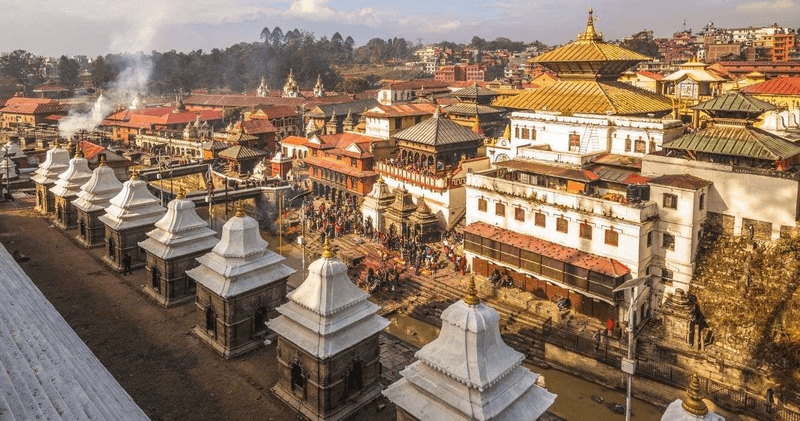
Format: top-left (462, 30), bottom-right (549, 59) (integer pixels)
top-left (218, 145), bottom-right (268, 160)
top-left (185, 94), bottom-right (304, 108)
top-left (33, 85), bottom-right (70, 92)
top-left (464, 222), bottom-right (630, 278)
top-left (101, 108), bottom-right (222, 129)
top-left (692, 92), bottom-right (776, 113)
top-left (534, 41), bottom-right (651, 65)
top-left (451, 84), bottom-right (499, 99)
top-left (445, 102), bottom-right (506, 116)
top-left (496, 158), bottom-right (600, 182)
top-left (0, 97), bottom-right (66, 115)
top-left (662, 69), bottom-right (725, 83)
top-left (202, 140), bottom-right (228, 150)
top-left (495, 80), bottom-right (672, 115)
top-left (663, 123), bottom-right (800, 161)
top-left (383, 80), bottom-right (450, 90)
top-left (589, 165), bottom-right (642, 185)
top-left (648, 174), bottom-right (712, 190)
top-left (637, 71), bottom-right (663, 81)
top-left (393, 111), bottom-right (484, 146)
top-left (281, 135), bottom-right (309, 146)
top-left (306, 133), bottom-right (378, 158)
top-left (303, 156), bottom-right (377, 178)
top-left (305, 99), bottom-right (379, 118)
top-left (241, 119), bottom-right (276, 134)
top-left (253, 105), bottom-right (298, 119)
top-left (741, 77), bottom-right (800, 96)
top-left (362, 103), bottom-right (437, 118)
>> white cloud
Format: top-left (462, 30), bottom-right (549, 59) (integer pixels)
top-left (736, 0), bottom-right (797, 12)
top-left (282, 0), bottom-right (392, 27)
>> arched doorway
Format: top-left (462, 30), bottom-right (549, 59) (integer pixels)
top-left (108, 237), bottom-right (116, 261)
top-left (151, 266), bottom-right (160, 291)
top-left (291, 363), bottom-right (305, 396)
top-left (253, 306), bottom-right (268, 336)
top-left (344, 359), bottom-right (363, 398)
top-left (205, 306), bottom-right (216, 336)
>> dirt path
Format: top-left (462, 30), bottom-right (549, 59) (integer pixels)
top-left (0, 197), bottom-right (393, 421)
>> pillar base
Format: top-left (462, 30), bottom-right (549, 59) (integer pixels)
top-left (272, 383), bottom-right (382, 421)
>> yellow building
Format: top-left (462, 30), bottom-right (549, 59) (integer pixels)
top-left (741, 76), bottom-right (800, 110)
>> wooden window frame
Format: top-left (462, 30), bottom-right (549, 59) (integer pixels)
top-left (556, 217), bottom-right (568, 233)
top-left (535, 212), bottom-right (546, 227)
top-left (579, 222), bottom-right (592, 239)
top-left (514, 207), bottom-right (525, 222)
top-left (478, 198), bottom-right (487, 212)
top-left (605, 229), bottom-right (619, 247)
top-left (663, 193), bottom-right (678, 210)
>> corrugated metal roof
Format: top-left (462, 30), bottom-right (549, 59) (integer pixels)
top-left (393, 112), bottom-right (484, 146)
top-left (495, 80), bottom-right (672, 115)
top-left (663, 124), bottom-right (800, 160)
top-left (497, 159), bottom-right (600, 182)
top-left (451, 85), bottom-right (499, 99)
top-left (534, 41), bottom-right (651, 64)
top-left (649, 174), bottom-right (712, 190)
top-left (741, 77), bottom-right (800, 96)
top-left (218, 145), bottom-right (268, 160)
top-left (692, 92), bottom-right (776, 113)
top-left (445, 102), bottom-right (506, 116)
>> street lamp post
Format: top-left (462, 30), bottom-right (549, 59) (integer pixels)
top-left (613, 275), bottom-right (650, 421)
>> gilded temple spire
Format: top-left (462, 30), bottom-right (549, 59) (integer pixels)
top-left (579, 7), bottom-right (602, 42)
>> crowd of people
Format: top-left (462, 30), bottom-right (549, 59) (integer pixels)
top-left (303, 198), bottom-right (364, 242)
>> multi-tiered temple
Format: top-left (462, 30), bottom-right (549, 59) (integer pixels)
top-left (139, 189), bottom-right (218, 307)
top-left (50, 147), bottom-right (93, 230)
top-left (384, 277), bottom-right (557, 420)
top-left (187, 206), bottom-right (295, 358)
top-left (73, 155), bottom-right (124, 248)
top-left (98, 172), bottom-right (166, 272)
top-left (32, 140), bottom-right (70, 214)
top-left (268, 241), bottom-right (389, 421)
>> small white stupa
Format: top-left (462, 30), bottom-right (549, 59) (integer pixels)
top-left (3, 141), bottom-right (26, 159)
top-left (361, 175), bottom-right (394, 232)
top-left (73, 155), bottom-right (124, 248)
top-left (32, 139), bottom-right (71, 213)
top-left (187, 204), bottom-right (295, 357)
top-left (662, 374), bottom-right (725, 421)
top-left (268, 240), bottom-right (389, 421)
top-left (383, 277), bottom-right (557, 420)
top-left (139, 188), bottom-right (218, 307)
top-left (51, 146), bottom-right (93, 230)
top-left (98, 171), bottom-right (166, 271)
top-left (0, 155), bottom-right (17, 181)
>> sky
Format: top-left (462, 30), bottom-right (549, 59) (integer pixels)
top-left (1, 0), bottom-right (799, 57)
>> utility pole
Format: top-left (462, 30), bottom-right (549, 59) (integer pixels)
top-left (278, 194), bottom-right (283, 256)
top-left (613, 276), bottom-right (649, 421)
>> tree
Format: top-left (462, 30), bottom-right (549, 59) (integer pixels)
top-left (0, 50), bottom-right (45, 93)
top-left (336, 77), bottom-right (369, 94)
top-left (89, 56), bottom-right (118, 89)
top-left (260, 27), bottom-right (271, 43)
top-left (270, 27), bottom-right (284, 46)
top-left (58, 56), bottom-right (81, 90)
top-left (621, 38), bottom-right (660, 59)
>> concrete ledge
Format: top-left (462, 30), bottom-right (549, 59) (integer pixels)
top-left (192, 326), bottom-right (263, 359)
top-left (272, 383), bottom-right (383, 421)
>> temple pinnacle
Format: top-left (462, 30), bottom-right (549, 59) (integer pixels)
top-left (321, 238), bottom-right (333, 259)
top-left (464, 275), bottom-right (480, 306)
top-left (681, 373), bottom-right (708, 416)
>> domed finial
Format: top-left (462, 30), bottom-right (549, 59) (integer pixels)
top-left (681, 373), bottom-right (708, 416)
top-left (74, 143), bottom-right (84, 158)
top-left (53, 138), bottom-right (61, 148)
top-left (464, 275), bottom-right (480, 306)
top-left (434, 105), bottom-right (442, 117)
top-left (581, 6), bottom-right (600, 41)
top-left (377, 174), bottom-right (384, 183)
top-left (321, 238), bottom-right (333, 259)
top-left (176, 186), bottom-right (186, 200)
top-left (235, 202), bottom-right (245, 217)
top-left (130, 170), bottom-right (139, 181)
top-left (99, 154), bottom-right (107, 167)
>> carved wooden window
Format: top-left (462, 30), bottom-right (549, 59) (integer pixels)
top-left (514, 207), bottom-right (525, 222)
top-left (495, 202), bottom-right (505, 216)
top-left (579, 222), bottom-right (592, 239)
top-left (535, 212), bottom-right (546, 227)
top-left (478, 198), bottom-right (487, 212)
top-left (605, 229), bottom-right (619, 247)
top-left (556, 217), bottom-right (568, 233)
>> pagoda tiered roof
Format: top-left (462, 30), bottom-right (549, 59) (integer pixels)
top-left (50, 150), bottom-right (93, 199)
top-left (139, 192), bottom-right (218, 260)
top-left (394, 107), bottom-right (484, 146)
top-left (73, 159), bottom-right (124, 213)
top-left (268, 242), bottom-right (389, 359)
top-left (32, 142), bottom-right (70, 185)
top-left (98, 174), bottom-right (166, 231)
top-left (186, 208), bottom-right (294, 298)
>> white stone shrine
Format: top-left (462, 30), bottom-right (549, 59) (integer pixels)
top-left (73, 155), bottom-right (124, 248)
top-left (32, 139), bottom-right (70, 214)
top-left (50, 147), bottom-right (93, 230)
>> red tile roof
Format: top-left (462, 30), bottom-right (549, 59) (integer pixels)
top-left (240, 119), bottom-right (276, 135)
top-left (741, 77), bottom-right (800, 96)
top-left (648, 174), bottom-right (711, 190)
top-left (281, 135), bottom-right (309, 146)
top-left (362, 103), bottom-right (437, 118)
top-left (253, 105), bottom-right (298, 119)
top-left (465, 222), bottom-right (630, 278)
top-left (0, 97), bottom-right (66, 115)
top-left (382, 80), bottom-right (450, 90)
top-left (302, 156), bottom-right (377, 178)
top-left (305, 133), bottom-right (378, 158)
top-left (101, 108), bottom-right (222, 129)
top-left (637, 71), bottom-right (663, 81)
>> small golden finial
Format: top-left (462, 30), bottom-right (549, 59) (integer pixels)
top-left (464, 275), bottom-right (480, 306)
top-left (321, 238), bottom-right (333, 258)
top-left (176, 186), bottom-right (186, 200)
top-left (99, 154), bottom-right (107, 167)
top-left (681, 373), bottom-right (708, 416)
top-left (130, 170), bottom-right (139, 181)
top-left (581, 6), bottom-right (600, 41)
top-left (74, 144), bottom-right (83, 158)
top-left (53, 138), bottom-right (61, 148)
top-left (235, 202), bottom-right (245, 217)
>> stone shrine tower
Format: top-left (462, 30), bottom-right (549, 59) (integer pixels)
top-left (361, 175), bottom-right (394, 233)
top-left (662, 374), bottom-right (724, 420)
top-left (408, 198), bottom-right (440, 243)
top-left (271, 152), bottom-right (293, 180)
top-left (73, 155), bottom-right (123, 248)
top-left (257, 76), bottom-right (271, 97)
top-left (268, 240), bottom-right (389, 421)
top-left (139, 188), bottom-right (218, 307)
top-left (50, 147), bottom-right (93, 230)
top-left (98, 172), bottom-right (166, 272)
top-left (283, 69), bottom-right (301, 98)
top-left (0, 154), bottom-right (18, 181)
top-left (32, 139), bottom-right (70, 214)
top-left (383, 277), bottom-right (557, 420)
top-left (187, 205), bottom-right (295, 358)
top-left (313, 74), bottom-right (325, 97)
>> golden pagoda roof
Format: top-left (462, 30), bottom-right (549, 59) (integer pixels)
top-left (533, 8), bottom-right (651, 73)
top-left (496, 79), bottom-right (673, 115)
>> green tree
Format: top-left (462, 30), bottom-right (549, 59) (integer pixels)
top-left (620, 38), bottom-right (660, 58)
top-left (57, 55), bottom-right (81, 90)
top-left (89, 55), bottom-right (118, 89)
top-left (0, 50), bottom-right (45, 93)
top-left (336, 77), bottom-right (369, 94)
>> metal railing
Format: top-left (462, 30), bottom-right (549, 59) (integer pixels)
top-left (542, 324), bottom-right (800, 421)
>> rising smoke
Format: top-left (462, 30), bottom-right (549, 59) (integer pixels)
top-left (57, 11), bottom-right (163, 139)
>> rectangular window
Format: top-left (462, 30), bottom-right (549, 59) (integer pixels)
top-left (535, 212), bottom-right (546, 227)
top-left (514, 127), bottom-right (520, 139)
top-left (663, 193), bottom-right (678, 209)
top-left (569, 133), bottom-right (580, 151)
top-left (478, 198), bottom-right (487, 212)
top-left (514, 207), bottom-right (525, 222)
top-left (662, 233), bottom-right (675, 251)
top-left (647, 231), bottom-right (653, 247)
top-left (699, 193), bottom-right (705, 210)
top-left (495, 202), bottom-right (505, 216)
top-left (530, 128), bottom-right (536, 140)
top-left (662, 269), bottom-right (674, 280)
top-left (521, 128), bottom-right (530, 139)
top-left (579, 222), bottom-right (592, 239)
top-left (605, 229), bottom-right (619, 246)
top-left (350, 157), bottom-right (357, 166)
top-left (634, 139), bottom-right (646, 153)
top-left (556, 217), bottom-right (568, 233)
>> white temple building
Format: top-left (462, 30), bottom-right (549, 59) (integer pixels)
top-left (73, 155), bottom-right (124, 248)
top-left (662, 374), bottom-right (724, 420)
top-left (139, 188), bottom-right (219, 307)
top-left (98, 172), bottom-right (166, 272)
top-left (187, 205), bottom-right (294, 358)
top-left (268, 240), bottom-right (389, 421)
top-left (50, 148), bottom-right (93, 230)
top-left (383, 277), bottom-right (557, 421)
top-left (32, 140), bottom-right (70, 214)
